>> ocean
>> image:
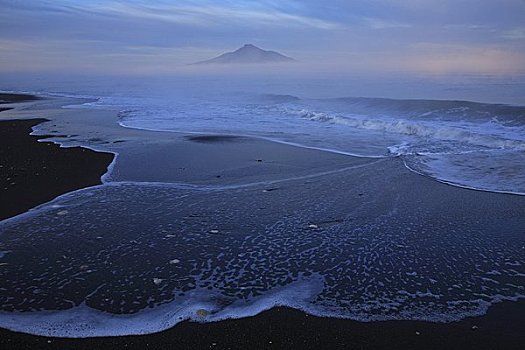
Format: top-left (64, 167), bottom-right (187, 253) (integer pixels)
top-left (27, 72), bottom-right (525, 195)
top-left (0, 72), bottom-right (524, 336)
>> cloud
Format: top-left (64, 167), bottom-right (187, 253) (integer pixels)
top-left (362, 17), bottom-right (412, 29)
top-left (0, 36), bottom-right (222, 73)
top-left (502, 27), bottom-right (525, 40)
top-left (43, 1), bottom-right (344, 30)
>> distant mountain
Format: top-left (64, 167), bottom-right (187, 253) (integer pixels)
top-left (193, 44), bottom-right (295, 65)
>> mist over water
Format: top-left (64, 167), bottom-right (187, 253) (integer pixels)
top-left (3, 71), bottom-right (525, 194)
top-left (5, 71), bottom-right (522, 194)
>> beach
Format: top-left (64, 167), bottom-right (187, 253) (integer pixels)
top-left (0, 303), bottom-right (525, 349)
top-left (0, 94), bottom-right (524, 349)
top-left (0, 118), bottom-right (113, 221)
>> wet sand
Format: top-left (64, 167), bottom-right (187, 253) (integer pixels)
top-left (0, 93), bottom-right (40, 104)
top-left (0, 95), bottom-right (524, 349)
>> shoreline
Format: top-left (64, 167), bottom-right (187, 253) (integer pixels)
top-left (0, 302), bottom-right (524, 349)
top-left (0, 118), bottom-right (114, 221)
top-left (0, 94), bottom-right (524, 349)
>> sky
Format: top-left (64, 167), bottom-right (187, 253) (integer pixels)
top-left (1, 0), bottom-right (525, 74)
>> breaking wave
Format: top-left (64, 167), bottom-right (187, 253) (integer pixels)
top-left (275, 98), bottom-right (525, 194)
top-left (291, 108), bottom-right (525, 151)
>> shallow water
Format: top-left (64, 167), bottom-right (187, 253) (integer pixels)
top-left (0, 158), bottom-right (524, 337)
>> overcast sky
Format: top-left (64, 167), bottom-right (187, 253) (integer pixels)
top-left (1, 0), bottom-right (524, 74)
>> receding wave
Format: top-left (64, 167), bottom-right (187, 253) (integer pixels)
top-left (1, 159), bottom-right (524, 337)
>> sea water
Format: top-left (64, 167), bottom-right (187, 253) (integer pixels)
top-left (0, 72), bottom-right (524, 336)
top-left (5, 72), bottom-right (524, 194)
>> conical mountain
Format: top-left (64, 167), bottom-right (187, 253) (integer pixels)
top-left (194, 44), bottom-right (295, 65)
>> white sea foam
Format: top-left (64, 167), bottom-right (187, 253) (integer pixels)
top-left (0, 266), bottom-right (521, 337)
top-left (0, 274), bottom-right (325, 337)
top-left (286, 107), bottom-right (525, 152)
top-left (0, 258), bottom-right (522, 337)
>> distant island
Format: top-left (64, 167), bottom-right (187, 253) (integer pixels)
top-left (193, 44), bottom-right (295, 65)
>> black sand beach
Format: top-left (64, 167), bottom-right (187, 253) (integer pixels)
top-left (0, 93), bottom-right (38, 116)
top-left (1, 95), bottom-right (524, 349)
top-left (0, 93), bottom-right (40, 104)
top-left (0, 302), bottom-right (525, 349)
top-left (0, 93), bottom-right (113, 220)
top-left (0, 118), bottom-right (114, 221)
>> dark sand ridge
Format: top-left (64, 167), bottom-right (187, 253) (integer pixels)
top-left (0, 93), bottom-right (40, 103)
top-left (0, 119), bottom-right (114, 221)
top-left (0, 93), bottom-right (41, 113)
top-left (0, 95), bottom-right (524, 349)
top-left (0, 93), bottom-right (38, 113)
top-left (0, 94), bottom-right (114, 220)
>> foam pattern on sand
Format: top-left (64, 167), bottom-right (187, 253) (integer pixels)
top-left (0, 160), bottom-right (524, 337)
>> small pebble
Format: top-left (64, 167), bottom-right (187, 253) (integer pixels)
top-left (196, 309), bottom-right (209, 317)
